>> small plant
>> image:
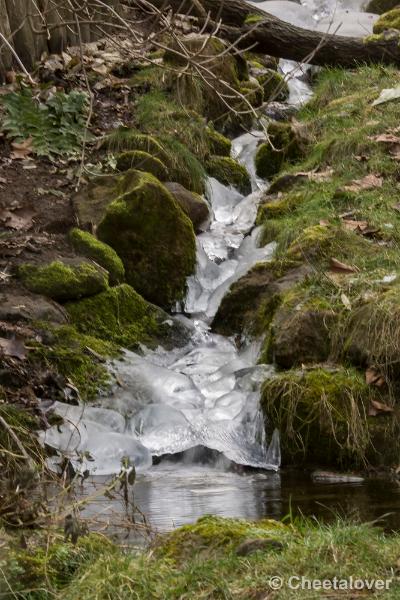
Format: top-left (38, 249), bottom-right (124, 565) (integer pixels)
top-left (1, 86), bottom-right (89, 158)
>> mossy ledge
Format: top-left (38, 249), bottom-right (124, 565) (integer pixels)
top-left (18, 260), bottom-right (109, 302)
top-left (69, 228), bottom-right (125, 285)
top-left (206, 155), bottom-right (251, 195)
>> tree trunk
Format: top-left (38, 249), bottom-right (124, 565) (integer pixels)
top-left (0, 0), bottom-right (13, 78)
top-left (149, 0), bottom-right (400, 68)
top-left (4, 0), bottom-right (37, 70)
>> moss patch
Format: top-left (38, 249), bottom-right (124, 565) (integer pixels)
top-left (373, 7), bottom-right (400, 32)
top-left (255, 121), bottom-right (306, 180)
top-left (156, 515), bottom-right (286, 562)
top-left (205, 127), bottom-right (232, 156)
top-left (257, 69), bottom-right (289, 102)
top-left (33, 325), bottom-right (117, 400)
top-left (97, 170), bottom-right (196, 307)
top-left (18, 260), bottom-right (109, 302)
top-left (69, 228), bottom-right (125, 285)
top-left (66, 284), bottom-right (167, 350)
top-left (262, 367), bottom-right (374, 466)
top-left (366, 0), bottom-right (399, 13)
top-left (116, 150), bottom-right (169, 180)
top-left (206, 155), bottom-right (251, 195)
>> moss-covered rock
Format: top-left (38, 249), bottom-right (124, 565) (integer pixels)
top-left (240, 78), bottom-right (264, 109)
top-left (257, 69), bottom-right (289, 102)
top-left (156, 515), bottom-right (286, 562)
top-left (97, 170), bottom-right (196, 307)
top-left (261, 367), bottom-right (374, 466)
top-left (266, 293), bottom-right (337, 368)
top-left (212, 260), bottom-right (311, 336)
top-left (163, 34), bottom-right (249, 125)
top-left (205, 127), bottom-right (232, 156)
top-left (18, 260), bottom-right (109, 302)
top-left (206, 156), bottom-right (251, 195)
top-left (66, 283), bottom-right (188, 350)
top-left (116, 150), bottom-right (169, 180)
top-left (257, 192), bottom-right (304, 220)
top-left (69, 228), bottom-right (125, 285)
top-left (164, 182), bottom-right (209, 232)
top-left (373, 7), bottom-right (400, 32)
top-left (367, 0), bottom-right (399, 14)
top-left (255, 122), bottom-right (306, 180)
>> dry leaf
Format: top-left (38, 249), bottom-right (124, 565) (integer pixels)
top-left (340, 293), bottom-right (352, 310)
top-left (343, 174), bottom-right (383, 192)
top-left (365, 366), bottom-right (386, 387)
top-left (368, 399), bottom-right (394, 416)
top-left (10, 137), bottom-right (33, 160)
top-left (342, 219), bottom-right (368, 232)
top-left (329, 258), bottom-right (359, 273)
top-left (370, 133), bottom-right (400, 144)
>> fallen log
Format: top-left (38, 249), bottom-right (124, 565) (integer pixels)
top-left (149, 0), bottom-right (400, 67)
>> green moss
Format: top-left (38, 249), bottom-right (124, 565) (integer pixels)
top-left (257, 69), bottom-right (289, 102)
top-left (286, 224), bottom-right (335, 260)
top-left (156, 515), bottom-right (286, 561)
top-left (205, 127), bottom-right (232, 156)
top-left (244, 13), bottom-right (265, 25)
top-left (97, 170), bottom-right (196, 307)
top-left (255, 122), bottom-right (305, 179)
top-left (240, 79), bottom-right (264, 109)
top-left (66, 284), bottom-right (164, 349)
top-left (373, 7), bottom-right (400, 33)
top-left (261, 367), bottom-right (374, 466)
top-left (115, 150), bottom-right (169, 180)
top-left (258, 192), bottom-right (304, 219)
top-left (156, 135), bottom-right (206, 194)
top-left (33, 325), bottom-right (117, 400)
top-left (69, 228), bottom-right (124, 285)
top-left (18, 260), bottom-right (109, 302)
top-left (206, 155), bottom-right (251, 195)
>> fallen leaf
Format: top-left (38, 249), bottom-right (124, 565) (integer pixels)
top-left (370, 133), bottom-right (400, 144)
top-left (0, 177), bottom-right (6, 184)
top-left (393, 203), bottom-right (400, 213)
top-left (10, 137), bottom-right (33, 160)
top-left (340, 293), bottom-right (352, 310)
top-left (342, 219), bottom-right (368, 232)
top-left (319, 219), bottom-right (330, 226)
top-left (354, 154), bottom-right (369, 162)
top-left (368, 399), bottom-right (394, 416)
top-left (372, 85), bottom-right (400, 106)
top-left (0, 336), bottom-right (27, 360)
top-left (0, 209), bottom-right (34, 231)
top-left (366, 366), bottom-right (386, 387)
top-left (329, 258), bottom-right (360, 273)
top-left (343, 174), bottom-right (383, 192)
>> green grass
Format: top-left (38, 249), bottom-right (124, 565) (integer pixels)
top-left (2, 516), bottom-right (400, 599)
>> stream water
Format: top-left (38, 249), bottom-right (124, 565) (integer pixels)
top-left (39, 0), bottom-right (400, 536)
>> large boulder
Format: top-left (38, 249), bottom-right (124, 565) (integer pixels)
top-left (18, 259), bottom-right (109, 303)
top-left (97, 170), bottom-right (196, 307)
top-left (164, 182), bottom-right (209, 232)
